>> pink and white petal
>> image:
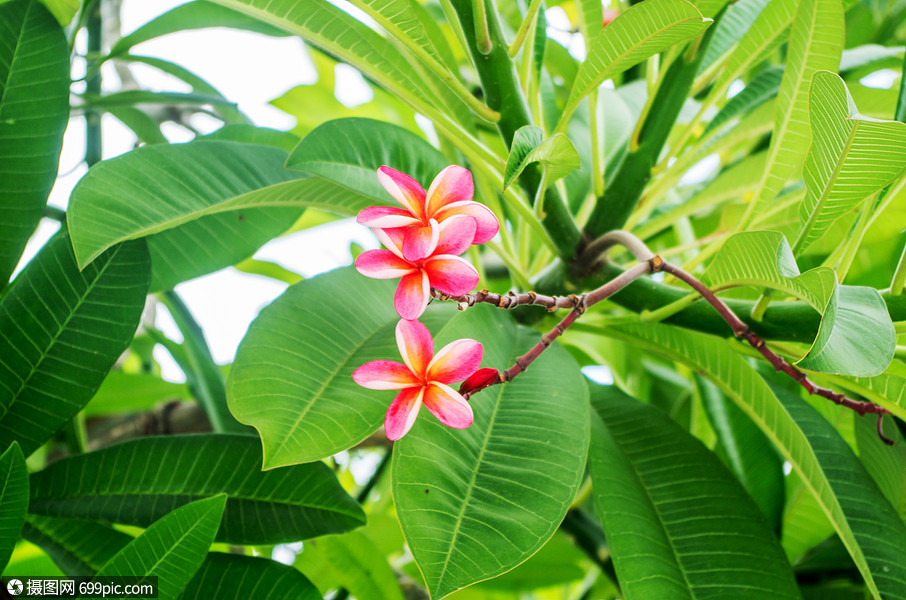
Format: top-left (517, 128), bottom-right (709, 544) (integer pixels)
top-left (352, 360), bottom-right (420, 390)
top-left (395, 318), bottom-right (433, 375)
top-left (426, 339), bottom-right (483, 384)
top-left (385, 387), bottom-right (425, 441)
top-left (434, 215), bottom-right (477, 256)
top-left (423, 383), bottom-right (474, 429)
top-left (357, 206), bottom-right (421, 229)
top-left (372, 227), bottom-right (407, 260)
top-left (394, 271), bottom-right (431, 320)
top-left (436, 201), bottom-right (499, 244)
top-left (402, 220), bottom-right (440, 262)
top-left (377, 166), bottom-right (427, 220)
top-left (423, 255), bottom-right (479, 295)
top-left (426, 165), bottom-right (473, 216)
top-left (355, 250), bottom-right (415, 279)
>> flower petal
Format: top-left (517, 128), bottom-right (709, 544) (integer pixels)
top-left (423, 255), bottom-right (479, 295)
top-left (385, 387), bottom-right (424, 441)
top-left (372, 227), bottom-right (407, 259)
top-left (436, 201), bottom-right (499, 244)
top-left (377, 166), bottom-right (427, 220)
top-left (395, 318), bottom-right (433, 375)
top-left (423, 382), bottom-right (474, 429)
top-left (427, 338), bottom-right (483, 384)
top-left (394, 271), bottom-right (430, 320)
top-left (357, 206), bottom-right (421, 229)
top-left (355, 250), bottom-right (415, 279)
top-left (426, 165), bottom-right (473, 216)
top-left (352, 360), bottom-right (419, 390)
top-left (434, 215), bottom-right (477, 256)
top-left (402, 219), bottom-right (440, 262)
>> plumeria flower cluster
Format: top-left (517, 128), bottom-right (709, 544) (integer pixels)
top-left (355, 165), bottom-right (498, 320)
top-left (352, 165), bottom-right (500, 440)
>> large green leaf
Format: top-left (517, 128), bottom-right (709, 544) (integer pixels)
top-left (207, 0), bottom-right (471, 131)
top-left (86, 372), bottom-right (190, 417)
top-left (855, 411), bottom-right (906, 519)
top-left (588, 385), bottom-right (799, 599)
top-left (698, 0), bottom-right (771, 74)
top-left (0, 233), bottom-right (150, 456)
top-left (503, 126), bottom-right (580, 191)
top-left (605, 323), bottom-right (906, 600)
top-left (68, 140), bottom-right (302, 279)
top-left (703, 231), bottom-right (894, 375)
top-left (0, 442), bottom-right (27, 571)
top-left (96, 495), bottom-right (226, 600)
top-left (705, 67), bottom-right (783, 135)
top-left (179, 553), bottom-right (320, 600)
top-left (793, 71), bottom-right (906, 253)
top-left (22, 515), bottom-right (131, 575)
top-left (286, 117), bottom-right (449, 203)
top-left (695, 376), bottom-right (784, 529)
top-left (304, 532), bottom-right (404, 600)
top-left (107, 0), bottom-right (289, 57)
top-left (750, 0), bottom-right (843, 212)
top-left (228, 268), bottom-right (454, 467)
top-left (0, 0), bottom-right (69, 288)
top-left (28, 434), bottom-right (365, 544)
top-left (393, 307), bottom-right (589, 599)
top-left (561, 0), bottom-right (710, 127)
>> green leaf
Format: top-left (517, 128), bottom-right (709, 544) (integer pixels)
top-left (86, 372), bottom-right (190, 417)
top-left (503, 126), bottom-right (581, 190)
top-left (103, 106), bottom-right (168, 145)
top-left (0, 442), bottom-right (27, 571)
top-left (179, 553), bottom-right (320, 600)
top-left (67, 140), bottom-right (304, 289)
top-left (207, 0), bottom-right (471, 131)
top-left (703, 231), bottom-right (895, 375)
top-left (0, 0), bottom-right (77, 25)
top-left (840, 44), bottom-right (905, 73)
top-left (118, 55), bottom-right (250, 125)
top-left (202, 124), bottom-right (299, 152)
top-left (605, 322), bottom-right (906, 600)
top-left (286, 117), bottom-right (449, 203)
top-left (96, 495), bottom-right (226, 600)
top-left (696, 376), bottom-right (784, 529)
top-left (0, 233), bottom-right (150, 456)
top-left (306, 532), bottom-right (404, 600)
top-left (588, 385), bottom-right (799, 599)
top-left (393, 307), bottom-right (589, 599)
top-left (855, 412), bottom-right (906, 519)
top-left (561, 0), bottom-right (710, 126)
top-left (107, 0), bottom-right (289, 57)
top-left (709, 0), bottom-right (796, 112)
top-left (750, 0), bottom-right (844, 212)
top-left (793, 71), bottom-right (906, 254)
top-left (781, 469), bottom-right (834, 562)
top-left (705, 66), bottom-right (783, 135)
top-left (698, 0), bottom-right (771, 74)
top-left (229, 267), bottom-right (454, 467)
top-left (0, 0), bottom-right (69, 289)
top-left (22, 515), bottom-right (131, 575)
top-left (28, 434), bottom-right (365, 544)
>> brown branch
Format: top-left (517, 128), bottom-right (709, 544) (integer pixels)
top-left (442, 230), bottom-right (893, 444)
top-left (457, 260), bottom-right (658, 399)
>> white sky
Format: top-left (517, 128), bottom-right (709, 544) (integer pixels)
top-left (18, 0), bottom-right (379, 381)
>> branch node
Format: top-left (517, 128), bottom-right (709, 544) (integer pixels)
top-left (648, 255), bottom-right (665, 273)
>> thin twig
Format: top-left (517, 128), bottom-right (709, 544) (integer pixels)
top-left (438, 231), bottom-right (893, 444)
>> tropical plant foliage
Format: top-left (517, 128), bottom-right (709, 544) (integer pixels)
top-left (3, 0), bottom-right (906, 597)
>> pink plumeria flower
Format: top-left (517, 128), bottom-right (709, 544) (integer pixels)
top-left (355, 216), bottom-right (479, 320)
top-left (352, 319), bottom-right (481, 440)
top-left (357, 165), bottom-right (500, 261)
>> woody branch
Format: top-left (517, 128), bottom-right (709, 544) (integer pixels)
top-left (438, 231), bottom-right (891, 444)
